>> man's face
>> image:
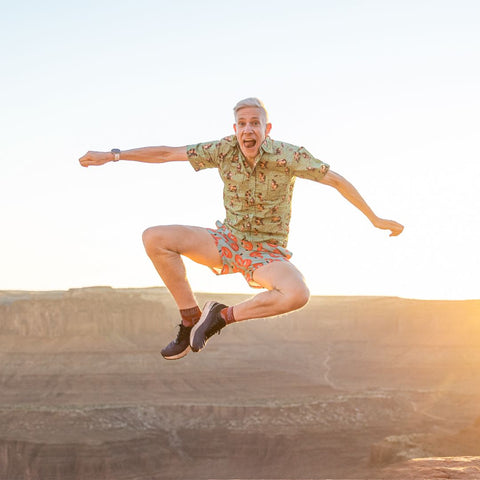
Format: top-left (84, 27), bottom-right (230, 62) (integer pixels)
top-left (234, 107), bottom-right (272, 162)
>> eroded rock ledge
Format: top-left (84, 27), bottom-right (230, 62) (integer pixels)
top-left (379, 456), bottom-right (480, 479)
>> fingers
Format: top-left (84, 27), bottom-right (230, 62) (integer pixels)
top-left (78, 151), bottom-right (95, 167)
top-left (389, 223), bottom-right (404, 237)
top-left (78, 151), bottom-right (110, 167)
top-left (374, 218), bottom-right (404, 237)
top-left (78, 153), bottom-right (90, 167)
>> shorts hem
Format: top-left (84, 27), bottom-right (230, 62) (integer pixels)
top-left (207, 221), bottom-right (292, 288)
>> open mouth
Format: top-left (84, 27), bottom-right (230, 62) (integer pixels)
top-left (243, 139), bottom-right (256, 149)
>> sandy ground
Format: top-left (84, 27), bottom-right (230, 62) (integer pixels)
top-left (0, 288), bottom-right (479, 479)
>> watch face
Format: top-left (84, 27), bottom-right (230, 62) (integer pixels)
top-left (111, 148), bottom-right (121, 154)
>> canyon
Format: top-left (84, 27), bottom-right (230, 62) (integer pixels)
top-left (0, 288), bottom-right (479, 479)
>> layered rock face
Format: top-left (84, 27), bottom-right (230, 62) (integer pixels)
top-left (381, 456), bottom-right (480, 479)
top-left (0, 288), bottom-right (479, 479)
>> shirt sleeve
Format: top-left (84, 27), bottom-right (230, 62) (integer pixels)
top-left (291, 146), bottom-right (330, 182)
top-left (186, 140), bottom-right (222, 171)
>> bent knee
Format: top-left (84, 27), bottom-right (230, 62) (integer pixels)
top-left (142, 227), bottom-right (156, 252)
top-left (142, 226), bottom-right (170, 255)
top-left (283, 284), bottom-right (310, 311)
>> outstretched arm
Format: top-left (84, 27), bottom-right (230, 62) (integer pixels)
top-left (319, 170), bottom-right (404, 237)
top-left (79, 146), bottom-right (188, 167)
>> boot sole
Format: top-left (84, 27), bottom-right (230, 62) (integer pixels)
top-left (190, 301), bottom-right (216, 352)
top-left (162, 345), bottom-right (191, 360)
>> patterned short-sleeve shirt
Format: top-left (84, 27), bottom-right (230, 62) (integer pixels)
top-left (186, 135), bottom-right (330, 247)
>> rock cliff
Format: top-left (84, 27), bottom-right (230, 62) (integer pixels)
top-left (0, 288), bottom-right (479, 479)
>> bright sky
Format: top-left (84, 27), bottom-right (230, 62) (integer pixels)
top-left (1, 0), bottom-right (479, 300)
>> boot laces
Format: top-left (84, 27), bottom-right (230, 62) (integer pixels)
top-left (175, 324), bottom-right (191, 344)
top-left (205, 318), bottom-right (224, 339)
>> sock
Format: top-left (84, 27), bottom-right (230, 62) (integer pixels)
top-left (180, 306), bottom-right (201, 327)
top-left (220, 306), bottom-right (236, 325)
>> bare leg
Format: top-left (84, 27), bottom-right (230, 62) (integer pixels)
top-left (232, 261), bottom-right (310, 321)
top-left (187, 257), bottom-right (310, 354)
top-left (142, 225), bottom-right (222, 309)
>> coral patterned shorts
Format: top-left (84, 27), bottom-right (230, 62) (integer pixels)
top-left (207, 221), bottom-right (293, 288)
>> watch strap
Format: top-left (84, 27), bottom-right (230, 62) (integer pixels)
top-left (111, 148), bottom-right (121, 161)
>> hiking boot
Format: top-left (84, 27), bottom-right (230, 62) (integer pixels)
top-left (190, 301), bottom-right (227, 353)
top-left (161, 324), bottom-right (192, 360)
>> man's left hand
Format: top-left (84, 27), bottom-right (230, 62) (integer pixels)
top-left (372, 218), bottom-right (404, 237)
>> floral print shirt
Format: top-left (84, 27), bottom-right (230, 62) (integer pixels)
top-left (186, 135), bottom-right (330, 247)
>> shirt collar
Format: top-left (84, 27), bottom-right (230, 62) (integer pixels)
top-left (261, 136), bottom-right (274, 154)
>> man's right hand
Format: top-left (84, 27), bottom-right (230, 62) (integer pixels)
top-left (79, 151), bottom-right (113, 167)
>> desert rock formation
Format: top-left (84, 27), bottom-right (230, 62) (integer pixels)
top-left (0, 288), bottom-right (479, 479)
top-left (380, 456), bottom-right (480, 479)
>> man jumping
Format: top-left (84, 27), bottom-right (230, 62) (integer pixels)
top-left (79, 97), bottom-right (404, 360)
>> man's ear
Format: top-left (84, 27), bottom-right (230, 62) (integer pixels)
top-left (233, 123), bottom-right (237, 133)
top-left (265, 123), bottom-right (272, 136)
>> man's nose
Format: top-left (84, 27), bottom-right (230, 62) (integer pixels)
top-left (245, 123), bottom-right (254, 132)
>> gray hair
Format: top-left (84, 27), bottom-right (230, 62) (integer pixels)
top-left (233, 97), bottom-right (269, 122)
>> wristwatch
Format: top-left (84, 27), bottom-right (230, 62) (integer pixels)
top-left (111, 148), bottom-right (121, 162)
